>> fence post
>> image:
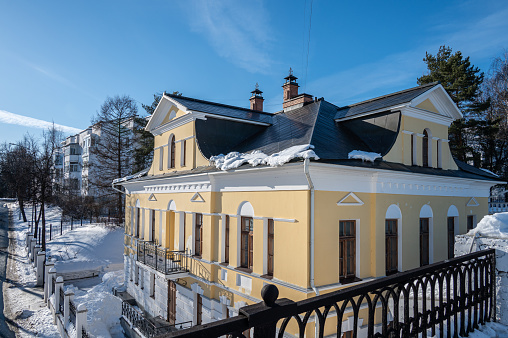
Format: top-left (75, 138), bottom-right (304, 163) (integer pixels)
top-left (47, 268), bottom-right (56, 309)
top-left (44, 261), bottom-right (55, 302)
top-left (64, 290), bottom-right (74, 328)
top-left (49, 224), bottom-right (52, 241)
top-left (55, 277), bottom-right (64, 316)
top-left (26, 232), bottom-right (33, 249)
top-left (76, 304), bottom-right (88, 338)
top-left (36, 251), bottom-right (45, 286)
top-left (60, 217), bottom-right (63, 235)
top-left (33, 244), bottom-right (41, 266)
top-left (71, 217), bottom-right (73, 230)
top-left (29, 238), bottom-right (37, 260)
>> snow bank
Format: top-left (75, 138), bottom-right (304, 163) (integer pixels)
top-left (348, 150), bottom-right (382, 162)
top-left (210, 144), bottom-right (319, 171)
top-left (467, 212), bottom-right (508, 238)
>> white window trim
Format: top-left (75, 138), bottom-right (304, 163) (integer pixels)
top-left (191, 283), bottom-right (204, 326)
top-left (338, 219), bottom-right (360, 282)
top-left (385, 204), bottom-right (402, 273)
top-left (420, 205), bottom-right (434, 264)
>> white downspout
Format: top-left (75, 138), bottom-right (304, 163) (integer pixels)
top-left (304, 158), bottom-right (319, 296)
top-left (111, 183), bottom-right (130, 196)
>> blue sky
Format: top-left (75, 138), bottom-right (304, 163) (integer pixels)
top-left (1, 0), bottom-right (508, 145)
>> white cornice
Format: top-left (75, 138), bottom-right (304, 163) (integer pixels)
top-left (151, 113), bottom-right (196, 136)
top-left (401, 107), bottom-right (454, 126)
top-left (334, 104), bottom-right (407, 122)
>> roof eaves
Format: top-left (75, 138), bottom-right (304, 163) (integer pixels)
top-left (334, 104), bottom-right (407, 122)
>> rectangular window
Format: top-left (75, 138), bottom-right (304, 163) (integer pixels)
top-left (181, 139), bottom-right (186, 167)
top-left (224, 215), bottom-right (230, 264)
top-left (339, 220), bottom-right (356, 281)
top-left (195, 213), bottom-right (203, 257)
top-left (241, 217), bottom-right (254, 270)
top-left (420, 218), bottom-right (430, 266)
top-left (136, 208), bottom-right (140, 237)
top-left (267, 219), bottom-right (274, 276)
top-left (467, 215), bottom-right (475, 231)
top-left (196, 294), bottom-right (202, 325)
top-left (151, 210), bottom-right (156, 243)
top-left (411, 133), bottom-right (416, 165)
top-left (385, 219), bottom-right (398, 275)
top-left (448, 217), bottom-right (455, 259)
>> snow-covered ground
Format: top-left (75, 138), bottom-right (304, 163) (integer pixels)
top-left (4, 203), bottom-right (125, 337)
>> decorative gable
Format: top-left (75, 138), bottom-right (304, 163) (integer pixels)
top-left (467, 197), bottom-right (479, 207)
top-left (191, 192), bottom-right (205, 203)
top-left (149, 193), bottom-right (157, 201)
top-left (337, 192), bottom-right (364, 206)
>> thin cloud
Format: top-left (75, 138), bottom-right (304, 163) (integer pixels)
top-left (308, 5), bottom-right (508, 106)
top-left (0, 110), bottom-right (81, 135)
top-left (184, 0), bottom-right (275, 74)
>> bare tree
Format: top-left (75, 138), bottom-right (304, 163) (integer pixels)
top-left (89, 95), bottom-right (138, 224)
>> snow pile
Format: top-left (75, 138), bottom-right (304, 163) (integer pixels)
top-left (348, 150), bottom-right (382, 162)
top-left (67, 270), bottom-right (125, 338)
top-left (210, 144), bottom-right (319, 171)
top-left (455, 212), bottom-right (508, 325)
top-left (46, 224), bottom-right (124, 274)
top-left (467, 212), bottom-right (508, 238)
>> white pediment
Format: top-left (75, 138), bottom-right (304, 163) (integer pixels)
top-left (410, 84), bottom-right (462, 120)
top-left (337, 192), bottom-right (364, 206)
top-left (190, 192), bottom-right (205, 203)
top-left (467, 197), bottom-right (479, 207)
top-left (148, 193), bottom-right (157, 201)
top-left (145, 94), bottom-right (191, 133)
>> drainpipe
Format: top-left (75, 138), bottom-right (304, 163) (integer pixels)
top-left (111, 183), bottom-right (130, 196)
top-left (304, 158), bottom-right (319, 296)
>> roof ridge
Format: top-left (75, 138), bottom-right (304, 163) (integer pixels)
top-left (339, 82), bottom-right (438, 110)
top-left (165, 93), bottom-right (274, 116)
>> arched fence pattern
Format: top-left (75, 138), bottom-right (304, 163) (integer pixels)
top-left (162, 249), bottom-right (495, 338)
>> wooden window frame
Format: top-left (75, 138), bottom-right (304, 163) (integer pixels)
top-left (267, 219), bottom-right (274, 276)
top-left (420, 218), bottom-right (430, 266)
top-left (448, 217), bottom-right (455, 259)
top-left (339, 220), bottom-right (356, 282)
top-left (224, 215), bottom-right (230, 264)
top-left (181, 139), bottom-right (186, 167)
top-left (467, 215), bottom-right (475, 231)
top-left (194, 213), bottom-right (203, 257)
top-left (385, 219), bottom-right (398, 275)
top-left (240, 217), bottom-right (254, 271)
top-left (168, 135), bottom-right (175, 169)
top-left (151, 210), bottom-right (156, 243)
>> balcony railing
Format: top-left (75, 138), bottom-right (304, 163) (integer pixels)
top-left (162, 249), bottom-right (496, 338)
top-left (137, 241), bottom-right (188, 275)
top-left (122, 301), bottom-right (192, 338)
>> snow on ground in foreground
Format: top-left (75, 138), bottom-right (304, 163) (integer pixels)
top-left (348, 150), bottom-right (382, 162)
top-left (6, 203), bottom-right (125, 337)
top-left (467, 212), bottom-right (508, 238)
top-left (210, 144), bottom-right (319, 171)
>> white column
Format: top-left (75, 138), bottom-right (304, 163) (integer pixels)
top-left (26, 233), bottom-right (33, 249)
top-left (76, 304), bottom-right (88, 338)
top-left (44, 260), bottom-right (55, 302)
top-left (54, 277), bottom-right (64, 315)
top-left (220, 215), bottom-right (226, 262)
top-left (29, 239), bottom-right (37, 260)
top-left (33, 244), bottom-right (41, 266)
top-left (36, 251), bottom-right (46, 286)
top-left (64, 290), bottom-right (74, 327)
top-left (47, 268), bottom-right (56, 308)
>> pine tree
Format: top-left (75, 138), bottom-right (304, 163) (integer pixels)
top-left (417, 46), bottom-right (485, 162)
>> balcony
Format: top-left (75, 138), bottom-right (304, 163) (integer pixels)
top-left (137, 241), bottom-right (188, 277)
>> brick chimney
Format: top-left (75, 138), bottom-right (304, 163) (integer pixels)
top-left (250, 83), bottom-right (264, 111)
top-left (282, 68), bottom-right (313, 111)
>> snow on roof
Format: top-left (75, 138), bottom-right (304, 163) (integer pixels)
top-left (480, 168), bottom-right (499, 177)
top-left (348, 150), bottom-right (382, 162)
top-left (210, 144), bottom-right (319, 171)
top-left (112, 168), bottom-right (149, 184)
top-left (469, 212), bottom-right (508, 239)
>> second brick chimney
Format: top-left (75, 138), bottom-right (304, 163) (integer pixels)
top-left (250, 83), bottom-right (264, 111)
top-left (282, 68), bottom-right (313, 111)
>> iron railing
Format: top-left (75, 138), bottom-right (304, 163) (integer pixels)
top-left (69, 300), bottom-right (76, 326)
top-left (137, 241), bottom-right (188, 275)
top-left (121, 301), bottom-right (192, 337)
top-left (162, 249), bottom-right (496, 338)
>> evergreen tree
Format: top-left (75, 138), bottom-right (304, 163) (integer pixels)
top-left (417, 46), bottom-right (485, 162)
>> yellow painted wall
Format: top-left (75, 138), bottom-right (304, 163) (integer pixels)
top-left (415, 98), bottom-right (439, 114)
top-left (384, 115), bottom-right (457, 170)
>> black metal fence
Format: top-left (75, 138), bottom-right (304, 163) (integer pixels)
top-left (137, 241), bottom-right (188, 275)
top-left (162, 249), bottom-right (496, 338)
top-left (69, 300), bottom-right (76, 326)
top-left (122, 301), bottom-right (192, 337)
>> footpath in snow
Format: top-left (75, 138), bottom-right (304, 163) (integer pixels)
top-left (4, 203), bottom-right (125, 337)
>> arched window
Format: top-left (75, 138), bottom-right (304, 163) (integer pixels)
top-left (237, 202), bottom-right (254, 271)
top-left (419, 205), bottom-right (433, 266)
top-left (135, 199), bottom-right (141, 238)
top-left (385, 204), bottom-right (402, 275)
top-left (422, 130), bottom-right (429, 167)
top-left (168, 134), bottom-right (175, 169)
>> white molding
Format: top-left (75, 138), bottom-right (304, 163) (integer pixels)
top-left (402, 107), bottom-right (454, 127)
top-left (334, 104), bottom-right (407, 122)
top-left (190, 192), bottom-right (205, 203)
top-left (467, 197), bottom-right (480, 207)
top-left (337, 192), bottom-right (364, 206)
top-left (152, 113), bottom-right (196, 136)
top-left (189, 110), bottom-right (270, 126)
top-left (148, 193), bottom-right (157, 201)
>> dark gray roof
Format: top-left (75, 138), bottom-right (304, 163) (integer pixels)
top-left (166, 94), bottom-right (273, 125)
top-left (334, 82), bottom-right (438, 120)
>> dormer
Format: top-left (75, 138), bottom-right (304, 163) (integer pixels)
top-left (144, 93), bottom-right (272, 176)
top-left (335, 83), bottom-right (462, 170)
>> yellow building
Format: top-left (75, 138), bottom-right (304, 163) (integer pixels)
top-left (114, 74), bottom-right (499, 336)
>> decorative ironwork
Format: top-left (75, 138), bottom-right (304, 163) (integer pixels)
top-left (59, 288), bottom-right (64, 314)
top-left (122, 301), bottom-right (192, 337)
top-left (162, 249), bottom-right (496, 338)
top-left (137, 241), bottom-right (188, 275)
top-left (69, 300), bottom-right (76, 325)
top-left (82, 327), bottom-right (91, 338)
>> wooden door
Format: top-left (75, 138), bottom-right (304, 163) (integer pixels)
top-left (167, 280), bottom-right (177, 324)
